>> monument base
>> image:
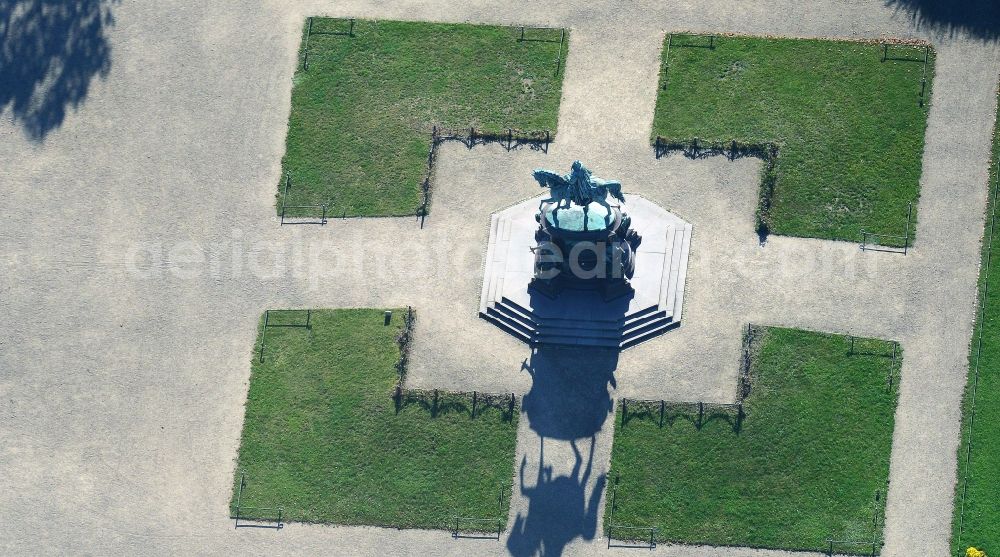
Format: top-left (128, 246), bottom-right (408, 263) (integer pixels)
top-left (528, 277), bottom-right (634, 303)
top-left (479, 194), bottom-right (692, 349)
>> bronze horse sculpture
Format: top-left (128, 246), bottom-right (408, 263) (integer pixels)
top-left (532, 160), bottom-right (625, 211)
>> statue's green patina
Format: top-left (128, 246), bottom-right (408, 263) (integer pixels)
top-left (528, 161), bottom-right (641, 301)
top-left (533, 160), bottom-right (626, 210)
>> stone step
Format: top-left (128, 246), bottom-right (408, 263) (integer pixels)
top-left (621, 319), bottom-right (681, 349)
top-left (478, 311), bottom-right (532, 344)
top-left (486, 304), bottom-right (536, 333)
top-left (498, 296), bottom-right (535, 317)
top-left (670, 223), bottom-right (692, 320)
top-left (479, 194), bottom-right (691, 351)
top-left (479, 214), bottom-right (502, 314)
top-left (622, 312), bottom-right (673, 339)
top-left (623, 306), bottom-right (667, 329)
top-left (657, 224), bottom-right (677, 315)
top-left (659, 222), bottom-right (686, 317)
top-left (495, 297), bottom-right (538, 323)
top-left (535, 322), bottom-right (623, 341)
top-left (487, 215), bottom-right (513, 305)
top-left (492, 295), bottom-right (677, 348)
top-left (532, 332), bottom-right (622, 349)
top-left (500, 296), bottom-right (662, 330)
top-left (487, 295), bottom-right (679, 348)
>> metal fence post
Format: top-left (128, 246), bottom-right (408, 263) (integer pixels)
top-left (555, 28), bottom-right (565, 75)
top-left (302, 17), bottom-right (314, 71)
top-left (282, 172), bottom-right (291, 218)
top-left (607, 481), bottom-right (618, 548)
top-left (663, 34), bottom-right (673, 91)
top-left (258, 311), bottom-right (270, 362)
top-left (904, 202), bottom-right (912, 254)
top-left (236, 470), bottom-right (246, 513)
top-left (888, 343), bottom-right (897, 391)
top-left (919, 45), bottom-right (929, 107)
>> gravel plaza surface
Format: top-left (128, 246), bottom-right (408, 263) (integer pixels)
top-left (2, 1), bottom-right (999, 556)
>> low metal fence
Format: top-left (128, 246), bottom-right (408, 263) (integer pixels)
top-left (880, 42), bottom-right (932, 106)
top-left (607, 525), bottom-right (657, 549)
top-left (450, 482), bottom-right (509, 539)
top-left (301, 17), bottom-right (355, 70)
top-left (605, 478), bottom-right (657, 548)
top-left (954, 120), bottom-right (1000, 556)
top-left (515, 25), bottom-right (566, 75)
top-left (451, 516), bottom-right (504, 539)
top-left (288, 19), bottom-right (563, 227)
top-left (394, 387), bottom-right (517, 422)
top-left (825, 538), bottom-right (879, 556)
top-left (233, 470), bottom-right (284, 529)
top-left (281, 203), bottom-right (328, 225)
top-left (234, 505), bottom-right (284, 529)
top-left (860, 202), bottom-right (912, 254)
top-left (279, 173), bottom-right (330, 225)
top-left (619, 398), bottom-right (743, 432)
top-left (619, 323), bottom-right (758, 432)
top-left (653, 137), bottom-right (778, 241)
top-left (826, 488), bottom-right (885, 555)
top-left (258, 309), bottom-right (313, 363)
top-left (418, 126), bottom-right (552, 227)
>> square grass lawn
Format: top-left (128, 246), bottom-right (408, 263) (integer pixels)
top-left (279, 18), bottom-right (567, 217)
top-left (952, 107), bottom-right (1000, 555)
top-left (606, 327), bottom-right (900, 553)
top-left (231, 309), bottom-right (519, 529)
top-left (654, 35), bottom-right (934, 245)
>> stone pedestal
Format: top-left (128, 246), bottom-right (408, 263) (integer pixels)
top-left (479, 194), bottom-right (692, 349)
top-left (529, 199), bottom-right (640, 302)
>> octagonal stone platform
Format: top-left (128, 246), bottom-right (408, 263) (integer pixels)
top-left (479, 194), bottom-right (692, 349)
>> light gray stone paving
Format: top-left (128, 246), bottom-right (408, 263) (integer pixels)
top-left (2, 1), bottom-right (999, 556)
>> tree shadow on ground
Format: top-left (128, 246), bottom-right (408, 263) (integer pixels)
top-left (0, 0), bottom-right (117, 141)
top-left (507, 437), bottom-right (606, 557)
top-left (506, 346), bottom-right (617, 556)
top-left (886, 0), bottom-right (1000, 41)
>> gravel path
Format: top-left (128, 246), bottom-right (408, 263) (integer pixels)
top-left (1, 1), bottom-right (998, 556)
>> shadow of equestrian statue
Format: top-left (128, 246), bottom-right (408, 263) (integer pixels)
top-left (507, 436), bottom-right (607, 557)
